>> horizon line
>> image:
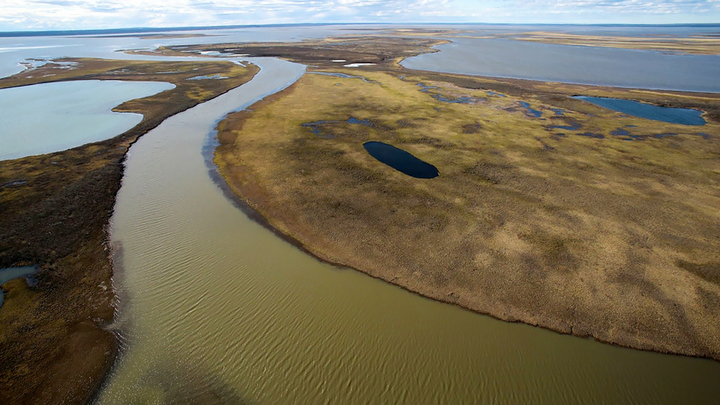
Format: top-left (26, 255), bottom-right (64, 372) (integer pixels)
top-left (2, 21), bottom-right (720, 37)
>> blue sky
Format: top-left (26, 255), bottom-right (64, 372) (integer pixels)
top-left (1, 0), bottom-right (719, 31)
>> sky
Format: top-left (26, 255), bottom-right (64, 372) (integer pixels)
top-left (1, 0), bottom-right (719, 31)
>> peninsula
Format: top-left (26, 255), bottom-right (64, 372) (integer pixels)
top-left (159, 35), bottom-right (720, 360)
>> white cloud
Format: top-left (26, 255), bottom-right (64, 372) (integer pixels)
top-left (0, 0), bottom-right (718, 30)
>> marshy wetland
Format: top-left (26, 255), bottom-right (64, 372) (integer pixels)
top-left (1, 26), bottom-right (720, 405)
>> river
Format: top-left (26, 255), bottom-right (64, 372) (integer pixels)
top-left (97, 57), bottom-right (720, 405)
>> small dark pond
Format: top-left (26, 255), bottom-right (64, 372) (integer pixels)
top-left (574, 96), bottom-right (706, 126)
top-left (363, 141), bottom-right (439, 179)
top-left (548, 122), bottom-right (582, 131)
top-left (0, 266), bottom-right (37, 308)
top-left (187, 74), bottom-right (228, 80)
top-left (611, 128), bottom-right (630, 136)
top-left (347, 117), bottom-right (372, 126)
top-left (487, 91), bottom-right (507, 98)
top-left (1, 179), bottom-right (27, 188)
top-left (435, 95), bottom-right (481, 104)
top-left (577, 132), bottom-right (605, 139)
top-left (309, 71), bottom-right (376, 84)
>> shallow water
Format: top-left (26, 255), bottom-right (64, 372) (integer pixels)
top-left (98, 58), bottom-right (720, 405)
top-left (574, 96), bottom-right (706, 125)
top-left (0, 266), bottom-right (37, 308)
top-left (519, 101), bottom-right (543, 117)
top-left (402, 37), bottom-right (720, 93)
top-left (3, 24), bottom-right (719, 94)
top-left (0, 80), bottom-right (174, 160)
top-left (0, 25), bottom-right (378, 79)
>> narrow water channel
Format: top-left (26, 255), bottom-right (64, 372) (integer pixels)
top-left (99, 58), bottom-right (720, 404)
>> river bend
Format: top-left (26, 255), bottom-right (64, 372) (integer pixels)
top-left (99, 57), bottom-right (720, 405)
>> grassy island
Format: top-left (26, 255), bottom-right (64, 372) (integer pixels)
top-left (0, 58), bottom-right (258, 404)
top-left (197, 36), bottom-right (720, 361)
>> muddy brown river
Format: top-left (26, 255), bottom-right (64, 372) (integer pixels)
top-left (98, 58), bottom-right (720, 404)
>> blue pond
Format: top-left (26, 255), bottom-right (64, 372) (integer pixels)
top-left (611, 128), bottom-right (630, 136)
top-left (363, 141), bottom-right (439, 179)
top-left (309, 71), bottom-right (377, 84)
top-left (519, 102), bottom-right (542, 118)
top-left (548, 122), bottom-right (582, 131)
top-left (417, 83), bottom-right (482, 104)
top-left (302, 116), bottom-right (373, 138)
top-left (487, 91), bottom-right (507, 98)
top-left (577, 132), bottom-right (605, 139)
top-left (0, 266), bottom-right (37, 308)
top-left (187, 74), bottom-right (228, 80)
top-left (574, 96), bottom-right (706, 126)
top-left (347, 117), bottom-right (372, 126)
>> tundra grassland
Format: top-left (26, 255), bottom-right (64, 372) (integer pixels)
top-left (214, 64), bottom-right (720, 361)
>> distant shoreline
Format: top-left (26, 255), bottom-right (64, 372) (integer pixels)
top-left (2, 22), bottom-right (720, 38)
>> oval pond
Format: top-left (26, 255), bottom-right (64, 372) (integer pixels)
top-left (363, 141), bottom-right (439, 179)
